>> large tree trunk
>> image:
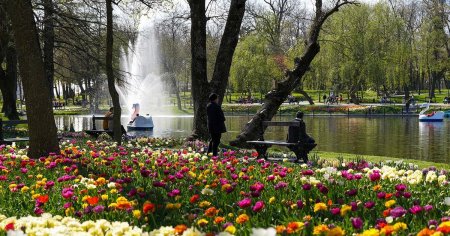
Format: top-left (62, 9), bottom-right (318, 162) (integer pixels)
top-left (4, 0), bottom-right (59, 158)
top-left (230, 0), bottom-right (356, 147)
top-left (106, 0), bottom-right (122, 144)
top-left (187, 0), bottom-right (209, 140)
top-left (210, 0), bottom-right (247, 104)
top-left (188, 0), bottom-right (247, 140)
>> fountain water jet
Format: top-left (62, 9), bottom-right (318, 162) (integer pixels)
top-left (118, 15), bottom-right (167, 118)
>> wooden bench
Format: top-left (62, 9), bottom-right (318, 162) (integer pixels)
top-left (0, 119), bottom-right (30, 145)
top-left (247, 121), bottom-right (316, 163)
top-left (84, 116), bottom-right (114, 138)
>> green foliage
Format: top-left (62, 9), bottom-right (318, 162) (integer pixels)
top-left (230, 34), bottom-right (280, 94)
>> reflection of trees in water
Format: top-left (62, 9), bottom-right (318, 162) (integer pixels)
top-left (419, 122), bottom-right (446, 161)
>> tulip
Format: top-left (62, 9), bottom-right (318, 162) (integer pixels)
top-left (238, 198), bottom-right (252, 208)
top-left (252, 201), bottom-right (265, 212)
top-left (364, 201), bottom-right (375, 209)
top-left (390, 206), bottom-right (407, 218)
top-left (395, 184), bottom-right (407, 191)
top-left (351, 217), bottom-right (363, 229)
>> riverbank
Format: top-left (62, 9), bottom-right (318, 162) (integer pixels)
top-left (48, 102), bottom-right (450, 116)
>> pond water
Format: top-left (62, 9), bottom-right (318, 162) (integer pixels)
top-left (54, 115), bottom-right (450, 163)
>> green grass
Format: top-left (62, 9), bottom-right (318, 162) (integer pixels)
top-left (219, 142), bottom-right (450, 169)
top-left (312, 151), bottom-right (450, 169)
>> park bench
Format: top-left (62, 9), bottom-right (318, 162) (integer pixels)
top-left (53, 102), bottom-right (66, 109)
top-left (84, 116), bottom-right (114, 138)
top-left (247, 121), bottom-right (316, 163)
top-left (0, 119), bottom-right (30, 145)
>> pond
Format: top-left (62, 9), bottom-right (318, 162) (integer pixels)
top-left (54, 115), bottom-right (450, 163)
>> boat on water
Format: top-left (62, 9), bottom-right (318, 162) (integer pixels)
top-left (444, 110), bottom-right (450, 118)
top-left (127, 103), bottom-right (154, 130)
top-left (418, 103), bottom-right (444, 122)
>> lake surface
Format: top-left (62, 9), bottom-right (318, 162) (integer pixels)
top-left (54, 115), bottom-right (450, 163)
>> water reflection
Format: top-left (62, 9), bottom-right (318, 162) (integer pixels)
top-left (54, 115), bottom-right (450, 162)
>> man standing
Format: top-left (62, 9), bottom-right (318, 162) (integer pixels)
top-left (207, 93), bottom-right (226, 156)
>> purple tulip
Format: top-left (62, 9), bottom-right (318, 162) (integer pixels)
top-left (395, 184), bottom-right (407, 191)
top-left (296, 200), bottom-right (304, 209)
top-left (364, 201), bottom-right (375, 209)
top-left (62, 188), bottom-right (74, 199)
top-left (330, 208), bottom-right (340, 215)
top-left (238, 198), bottom-right (252, 208)
top-left (250, 191), bottom-right (261, 198)
top-left (428, 219), bottom-right (438, 227)
top-left (34, 207), bottom-right (44, 215)
top-left (319, 186), bottom-right (329, 194)
top-left (63, 202), bottom-right (72, 209)
top-left (302, 184), bottom-right (312, 190)
top-left (302, 170), bottom-right (314, 175)
top-left (93, 205), bottom-right (105, 213)
top-left (351, 217), bottom-right (363, 229)
top-left (350, 201), bottom-right (358, 211)
top-left (274, 181), bottom-right (288, 190)
top-left (376, 192), bottom-right (386, 199)
top-left (346, 189), bottom-right (358, 196)
top-left (390, 206), bottom-right (407, 218)
top-left (252, 201), bottom-right (265, 212)
top-left (409, 205), bottom-right (423, 214)
top-left (424, 205), bottom-right (433, 211)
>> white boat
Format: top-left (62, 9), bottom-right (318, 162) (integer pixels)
top-left (418, 103), bottom-right (444, 122)
top-left (126, 103), bottom-right (154, 130)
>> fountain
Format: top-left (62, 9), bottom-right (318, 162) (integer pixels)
top-left (118, 14), bottom-right (167, 129)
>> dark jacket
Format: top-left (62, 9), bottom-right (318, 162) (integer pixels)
top-left (287, 118), bottom-right (315, 143)
top-left (207, 102), bottom-right (226, 134)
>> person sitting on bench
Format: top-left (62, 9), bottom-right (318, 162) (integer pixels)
top-left (103, 107), bottom-right (114, 130)
top-left (287, 111), bottom-right (315, 144)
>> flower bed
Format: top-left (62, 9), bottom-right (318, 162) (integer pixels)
top-left (0, 139), bottom-right (449, 235)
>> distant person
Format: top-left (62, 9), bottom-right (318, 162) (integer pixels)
top-left (207, 93), bottom-right (226, 156)
top-left (322, 94), bottom-right (327, 103)
top-left (129, 114), bottom-right (139, 124)
top-left (287, 111), bottom-right (315, 144)
top-left (405, 98), bottom-right (411, 113)
top-left (103, 107), bottom-right (113, 130)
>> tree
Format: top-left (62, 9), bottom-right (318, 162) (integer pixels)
top-left (43, 0), bottom-right (55, 99)
top-left (158, 9), bottom-right (190, 111)
top-left (3, 0), bottom-right (60, 157)
top-left (231, 0), bottom-right (357, 146)
top-left (106, 0), bottom-right (122, 144)
top-left (188, 0), bottom-right (247, 140)
top-left (230, 34), bottom-right (276, 97)
top-left (0, 4), bottom-right (19, 120)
